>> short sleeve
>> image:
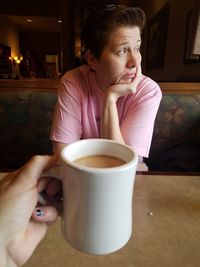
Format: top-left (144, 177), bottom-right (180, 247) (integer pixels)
top-left (50, 78), bottom-right (82, 144)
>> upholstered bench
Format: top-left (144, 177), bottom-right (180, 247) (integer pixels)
top-left (145, 83), bottom-right (200, 172)
top-left (0, 90), bottom-right (57, 169)
top-left (0, 81), bottom-right (200, 172)
top-left (0, 79), bottom-right (58, 170)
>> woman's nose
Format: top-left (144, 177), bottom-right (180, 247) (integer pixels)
top-left (127, 53), bottom-right (138, 68)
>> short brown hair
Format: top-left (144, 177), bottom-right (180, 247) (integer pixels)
top-left (82, 4), bottom-right (146, 59)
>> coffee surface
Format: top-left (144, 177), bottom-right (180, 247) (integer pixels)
top-left (74, 155), bottom-right (126, 168)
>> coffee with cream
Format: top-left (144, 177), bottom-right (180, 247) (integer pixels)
top-left (74, 155), bottom-right (126, 168)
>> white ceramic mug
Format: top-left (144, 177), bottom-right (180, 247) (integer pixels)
top-left (42, 139), bottom-right (138, 255)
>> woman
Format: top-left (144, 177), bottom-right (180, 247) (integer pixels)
top-left (50, 4), bottom-right (162, 170)
top-left (0, 6), bottom-right (161, 266)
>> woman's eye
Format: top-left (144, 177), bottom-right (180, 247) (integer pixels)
top-left (116, 48), bottom-right (127, 55)
top-left (135, 47), bottom-right (141, 53)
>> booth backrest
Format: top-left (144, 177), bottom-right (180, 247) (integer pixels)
top-left (0, 81), bottom-right (200, 171)
top-left (145, 83), bottom-right (200, 172)
top-left (0, 89), bottom-right (57, 170)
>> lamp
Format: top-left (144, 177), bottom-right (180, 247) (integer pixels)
top-left (9, 55), bottom-right (23, 65)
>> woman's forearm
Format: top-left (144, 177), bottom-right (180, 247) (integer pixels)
top-left (101, 94), bottom-right (125, 144)
top-left (100, 76), bottom-right (139, 144)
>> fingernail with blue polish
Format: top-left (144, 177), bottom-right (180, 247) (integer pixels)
top-left (36, 209), bottom-right (44, 217)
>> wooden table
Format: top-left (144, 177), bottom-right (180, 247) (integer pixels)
top-left (1, 173), bottom-right (200, 267)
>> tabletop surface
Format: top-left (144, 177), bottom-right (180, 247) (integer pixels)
top-left (1, 173), bottom-right (200, 267)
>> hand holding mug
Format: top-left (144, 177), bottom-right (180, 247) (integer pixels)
top-left (0, 155), bottom-right (62, 267)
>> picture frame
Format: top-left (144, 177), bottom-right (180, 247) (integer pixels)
top-left (146, 3), bottom-right (169, 69)
top-left (183, 1), bottom-right (200, 64)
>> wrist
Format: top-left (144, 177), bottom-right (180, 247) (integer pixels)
top-left (105, 91), bottom-right (118, 104)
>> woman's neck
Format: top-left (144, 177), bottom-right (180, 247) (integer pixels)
top-left (94, 72), bottom-right (108, 92)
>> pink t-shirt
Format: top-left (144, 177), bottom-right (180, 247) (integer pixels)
top-left (50, 65), bottom-right (162, 158)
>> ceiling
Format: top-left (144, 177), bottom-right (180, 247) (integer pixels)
top-left (2, 0), bottom-right (120, 33)
top-left (1, 0), bottom-right (62, 33)
top-left (4, 15), bottom-right (62, 33)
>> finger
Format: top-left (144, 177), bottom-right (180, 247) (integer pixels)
top-left (32, 206), bottom-right (59, 224)
top-left (18, 155), bottom-right (57, 185)
top-left (0, 156), bottom-right (56, 198)
top-left (46, 179), bottom-right (62, 197)
top-left (37, 178), bottom-right (63, 203)
top-left (0, 171), bottom-right (17, 189)
top-left (26, 155), bottom-right (55, 177)
top-left (37, 177), bottom-right (52, 192)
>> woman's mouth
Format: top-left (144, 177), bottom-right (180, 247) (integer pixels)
top-left (120, 74), bottom-right (135, 83)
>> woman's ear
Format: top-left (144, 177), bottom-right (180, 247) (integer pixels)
top-left (85, 50), bottom-right (98, 70)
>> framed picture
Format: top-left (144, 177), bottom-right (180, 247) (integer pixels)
top-left (184, 1), bottom-right (200, 63)
top-left (146, 3), bottom-right (169, 69)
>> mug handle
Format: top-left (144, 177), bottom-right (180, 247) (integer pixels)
top-left (38, 163), bottom-right (63, 205)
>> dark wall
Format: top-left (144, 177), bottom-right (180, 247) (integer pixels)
top-left (19, 32), bottom-right (61, 54)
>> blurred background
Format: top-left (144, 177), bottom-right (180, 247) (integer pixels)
top-left (0, 0), bottom-right (199, 81)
